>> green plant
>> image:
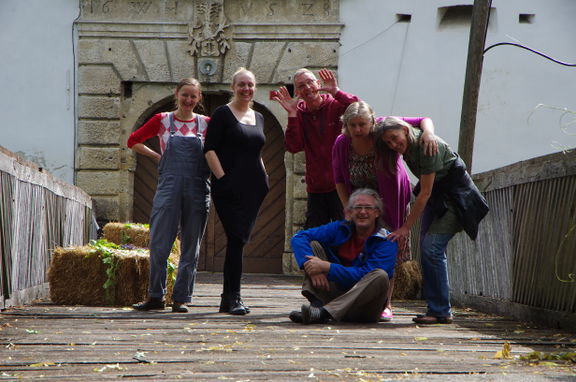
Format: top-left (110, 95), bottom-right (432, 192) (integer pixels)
top-left (89, 239), bottom-right (120, 304)
top-left (167, 260), bottom-right (177, 283)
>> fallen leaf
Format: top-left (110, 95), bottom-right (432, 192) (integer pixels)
top-left (494, 342), bottom-right (512, 359)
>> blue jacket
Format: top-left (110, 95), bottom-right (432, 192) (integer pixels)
top-left (291, 221), bottom-right (398, 291)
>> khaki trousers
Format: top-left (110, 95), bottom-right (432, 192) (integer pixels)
top-left (302, 241), bottom-right (389, 322)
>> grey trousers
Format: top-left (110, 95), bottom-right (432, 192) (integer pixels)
top-left (302, 241), bottom-right (389, 323)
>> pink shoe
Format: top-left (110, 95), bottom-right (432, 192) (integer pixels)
top-left (380, 308), bottom-right (393, 322)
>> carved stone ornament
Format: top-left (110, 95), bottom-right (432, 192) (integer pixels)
top-left (188, 0), bottom-right (231, 57)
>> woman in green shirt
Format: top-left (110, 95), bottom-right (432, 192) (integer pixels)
top-left (374, 117), bottom-right (488, 324)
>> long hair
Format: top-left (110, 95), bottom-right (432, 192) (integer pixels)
top-left (373, 117), bottom-right (416, 175)
top-left (340, 101), bottom-right (376, 136)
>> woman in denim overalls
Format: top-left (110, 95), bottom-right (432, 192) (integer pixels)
top-left (128, 78), bottom-right (210, 312)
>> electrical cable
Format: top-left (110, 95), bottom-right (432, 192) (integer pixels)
top-left (484, 42), bottom-right (576, 67)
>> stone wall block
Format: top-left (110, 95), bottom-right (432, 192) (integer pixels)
top-left (78, 39), bottom-right (145, 81)
top-left (273, 42), bottom-right (340, 83)
top-left (282, 252), bottom-right (302, 275)
top-left (293, 199), bottom-right (307, 225)
top-left (92, 196), bottom-right (121, 222)
top-left (77, 120), bottom-right (122, 145)
top-left (77, 147), bottom-right (121, 170)
top-left (79, 95), bottom-right (121, 119)
top-left (293, 176), bottom-right (307, 199)
top-left (293, 152), bottom-right (306, 174)
top-left (76, 170), bottom-right (123, 195)
top-left (133, 40), bottom-right (171, 82)
top-left (166, 40), bottom-right (197, 81)
top-left (250, 42), bottom-right (286, 83)
top-left (223, 42), bottom-right (253, 82)
top-left (78, 65), bottom-right (121, 95)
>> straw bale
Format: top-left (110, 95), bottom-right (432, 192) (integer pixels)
top-left (48, 246), bottom-right (176, 306)
top-left (391, 260), bottom-right (423, 300)
top-left (102, 222), bottom-right (180, 254)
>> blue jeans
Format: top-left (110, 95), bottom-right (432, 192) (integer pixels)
top-left (420, 206), bottom-right (455, 317)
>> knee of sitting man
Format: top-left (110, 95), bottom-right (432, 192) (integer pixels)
top-left (370, 268), bottom-right (390, 286)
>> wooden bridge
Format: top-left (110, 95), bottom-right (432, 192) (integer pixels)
top-left (1, 273), bottom-right (574, 381)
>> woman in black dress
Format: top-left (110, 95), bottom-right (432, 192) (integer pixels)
top-left (204, 67), bottom-right (269, 315)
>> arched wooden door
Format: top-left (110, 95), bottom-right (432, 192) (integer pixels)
top-left (131, 94), bottom-right (286, 274)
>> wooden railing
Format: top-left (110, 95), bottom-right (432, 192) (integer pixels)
top-left (445, 150), bottom-right (576, 330)
top-left (0, 147), bottom-right (94, 309)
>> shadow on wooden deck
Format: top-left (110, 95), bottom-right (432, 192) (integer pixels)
top-left (1, 273), bottom-right (574, 381)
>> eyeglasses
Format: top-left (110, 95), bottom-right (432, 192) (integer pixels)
top-left (351, 205), bottom-right (378, 212)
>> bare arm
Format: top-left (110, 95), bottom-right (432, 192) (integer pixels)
top-left (272, 86), bottom-right (298, 118)
top-left (388, 172), bottom-right (435, 243)
top-left (304, 255), bottom-right (331, 291)
top-left (318, 68), bottom-right (339, 96)
top-left (419, 118), bottom-right (438, 156)
top-left (204, 150), bottom-right (225, 179)
top-left (130, 143), bottom-right (161, 163)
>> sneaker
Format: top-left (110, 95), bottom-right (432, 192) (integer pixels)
top-left (380, 308), bottom-right (393, 322)
top-left (412, 315), bottom-right (453, 324)
top-left (289, 310), bottom-right (303, 323)
top-left (301, 304), bottom-right (330, 324)
top-left (171, 302), bottom-right (189, 313)
top-left (132, 298), bottom-right (165, 311)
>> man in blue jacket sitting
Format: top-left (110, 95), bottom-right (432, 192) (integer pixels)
top-left (290, 188), bottom-right (398, 324)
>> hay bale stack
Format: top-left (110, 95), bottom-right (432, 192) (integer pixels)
top-left (103, 222), bottom-right (150, 248)
top-left (102, 222), bottom-right (180, 255)
top-left (391, 260), bottom-right (423, 299)
top-left (48, 245), bottom-right (175, 306)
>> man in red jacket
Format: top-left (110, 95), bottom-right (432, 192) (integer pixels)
top-left (273, 68), bottom-right (359, 228)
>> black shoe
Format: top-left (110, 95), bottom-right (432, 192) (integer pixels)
top-left (302, 290), bottom-right (323, 307)
top-left (132, 298), bottom-right (165, 311)
top-left (289, 310), bottom-right (303, 323)
top-left (219, 294), bottom-right (250, 315)
top-left (301, 304), bottom-right (329, 324)
top-left (171, 302), bottom-right (188, 313)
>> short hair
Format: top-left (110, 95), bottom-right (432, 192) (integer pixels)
top-left (293, 68), bottom-right (316, 85)
top-left (347, 188), bottom-right (383, 213)
top-left (341, 101), bottom-right (376, 136)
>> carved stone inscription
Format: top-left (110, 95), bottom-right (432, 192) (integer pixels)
top-left (228, 0), bottom-right (338, 21)
top-left (81, 0), bottom-right (189, 20)
top-left (188, 1), bottom-right (230, 57)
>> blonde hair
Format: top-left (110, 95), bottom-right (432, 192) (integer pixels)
top-left (230, 67), bottom-right (256, 106)
top-left (341, 101), bottom-right (376, 136)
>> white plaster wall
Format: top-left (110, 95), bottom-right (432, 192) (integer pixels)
top-left (0, 0), bottom-right (79, 183)
top-left (339, 0), bottom-right (576, 174)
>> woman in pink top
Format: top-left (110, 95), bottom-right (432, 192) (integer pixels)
top-left (332, 101), bottom-right (437, 321)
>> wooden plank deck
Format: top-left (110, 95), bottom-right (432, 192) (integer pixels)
top-left (1, 273), bottom-right (575, 381)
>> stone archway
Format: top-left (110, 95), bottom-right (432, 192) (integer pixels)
top-left (130, 94), bottom-right (286, 274)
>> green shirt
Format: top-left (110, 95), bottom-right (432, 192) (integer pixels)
top-left (404, 127), bottom-right (457, 181)
top-left (404, 127), bottom-right (461, 234)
